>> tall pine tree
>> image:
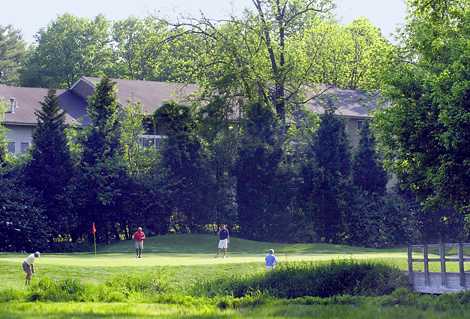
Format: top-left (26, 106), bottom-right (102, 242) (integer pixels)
top-left (235, 102), bottom-right (283, 239)
top-left (82, 77), bottom-right (121, 166)
top-left (352, 121), bottom-right (387, 195)
top-left (24, 89), bottom-right (74, 237)
top-left (77, 77), bottom-right (127, 242)
top-left (156, 102), bottom-right (213, 232)
top-left (304, 107), bottom-right (352, 242)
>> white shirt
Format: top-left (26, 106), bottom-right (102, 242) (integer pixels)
top-left (24, 254), bottom-right (36, 265)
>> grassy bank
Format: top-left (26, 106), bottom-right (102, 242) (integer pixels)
top-left (4, 295), bottom-right (470, 319)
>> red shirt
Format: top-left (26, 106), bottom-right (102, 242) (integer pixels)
top-left (133, 230), bottom-right (145, 241)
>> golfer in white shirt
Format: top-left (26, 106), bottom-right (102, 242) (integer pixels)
top-left (22, 251), bottom-right (40, 285)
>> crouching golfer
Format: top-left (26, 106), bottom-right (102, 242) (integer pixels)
top-left (23, 251), bottom-right (40, 285)
top-left (265, 249), bottom-right (277, 271)
top-left (216, 225), bottom-right (230, 258)
top-left (132, 227), bottom-right (146, 258)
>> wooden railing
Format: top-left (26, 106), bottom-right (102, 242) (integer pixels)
top-left (408, 243), bottom-right (470, 293)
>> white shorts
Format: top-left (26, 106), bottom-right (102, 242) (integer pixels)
top-left (266, 265), bottom-right (275, 271)
top-left (218, 239), bottom-right (228, 249)
top-left (134, 241), bottom-right (143, 249)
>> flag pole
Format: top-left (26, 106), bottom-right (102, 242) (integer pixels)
top-left (93, 232), bottom-right (97, 256)
top-left (92, 222), bottom-right (97, 256)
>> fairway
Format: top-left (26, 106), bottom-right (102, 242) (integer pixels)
top-left (3, 234), bottom-right (468, 291)
top-left (0, 233), bottom-right (415, 291)
top-left (2, 234), bottom-right (470, 319)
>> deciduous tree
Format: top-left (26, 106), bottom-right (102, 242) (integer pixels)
top-left (375, 0), bottom-right (470, 211)
top-left (21, 14), bottom-right (112, 88)
top-left (0, 25), bottom-right (26, 85)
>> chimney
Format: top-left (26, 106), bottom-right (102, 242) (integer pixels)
top-left (9, 97), bottom-right (16, 113)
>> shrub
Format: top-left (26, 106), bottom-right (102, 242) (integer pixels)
top-left (216, 291), bottom-right (270, 310)
top-left (104, 272), bottom-right (170, 296)
top-left (195, 260), bottom-right (408, 298)
top-left (28, 278), bottom-right (86, 302)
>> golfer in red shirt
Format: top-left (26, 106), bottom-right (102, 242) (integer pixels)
top-left (132, 227), bottom-right (146, 258)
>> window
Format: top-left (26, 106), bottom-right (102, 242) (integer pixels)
top-left (7, 142), bottom-right (15, 154)
top-left (21, 142), bottom-right (30, 153)
top-left (138, 135), bottom-right (167, 150)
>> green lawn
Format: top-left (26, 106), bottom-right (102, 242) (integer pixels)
top-left (0, 234), bottom-right (467, 318)
top-left (0, 234), bottom-right (410, 290)
top-left (2, 302), bottom-right (470, 319)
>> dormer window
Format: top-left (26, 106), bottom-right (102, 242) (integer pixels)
top-left (6, 97), bottom-right (17, 113)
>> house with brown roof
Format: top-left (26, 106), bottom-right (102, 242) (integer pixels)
top-left (0, 76), bottom-right (377, 155)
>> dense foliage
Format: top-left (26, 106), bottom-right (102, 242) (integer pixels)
top-left (2, 0), bottom-right (469, 249)
top-left (0, 178), bottom-right (49, 251)
top-left (0, 25), bottom-right (26, 85)
top-left (197, 261), bottom-right (407, 298)
top-left (156, 102), bottom-right (214, 232)
top-left (23, 90), bottom-right (74, 237)
top-left (374, 0), bottom-right (470, 212)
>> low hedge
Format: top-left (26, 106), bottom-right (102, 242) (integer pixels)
top-left (195, 260), bottom-right (408, 298)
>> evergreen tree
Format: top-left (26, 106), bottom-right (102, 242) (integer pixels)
top-left (197, 96), bottom-right (239, 227)
top-left (0, 178), bottom-right (50, 251)
top-left (235, 102), bottom-right (283, 239)
top-left (304, 107), bottom-right (352, 242)
top-left (156, 102), bottom-right (213, 232)
top-left (82, 77), bottom-right (121, 166)
top-left (352, 122), bottom-right (387, 195)
top-left (77, 77), bottom-right (127, 242)
top-left (24, 90), bottom-right (74, 237)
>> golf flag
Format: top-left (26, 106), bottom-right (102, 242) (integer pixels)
top-left (91, 222), bottom-right (97, 256)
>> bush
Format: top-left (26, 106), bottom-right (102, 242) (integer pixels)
top-left (346, 194), bottom-right (417, 248)
top-left (24, 273), bottom-right (170, 302)
top-left (104, 272), bottom-right (170, 296)
top-left (28, 278), bottom-right (86, 302)
top-left (0, 178), bottom-right (50, 252)
top-left (195, 260), bottom-right (408, 298)
top-left (216, 291), bottom-right (270, 309)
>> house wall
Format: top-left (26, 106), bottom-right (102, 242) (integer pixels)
top-left (343, 117), bottom-right (365, 150)
top-left (4, 124), bottom-right (35, 155)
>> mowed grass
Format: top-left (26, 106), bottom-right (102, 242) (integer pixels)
top-left (1, 234), bottom-right (470, 319)
top-left (0, 234), bottom-right (464, 290)
top-left (0, 234), bottom-right (408, 289)
top-left (2, 302), bottom-right (470, 319)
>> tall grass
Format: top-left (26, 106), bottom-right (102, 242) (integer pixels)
top-left (195, 260), bottom-right (408, 298)
top-left (0, 260), bottom-right (407, 303)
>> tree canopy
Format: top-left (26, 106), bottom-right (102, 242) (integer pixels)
top-left (0, 25), bottom-right (27, 85)
top-left (374, 0), bottom-right (470, 211)
top-left (21, 14), bottom-right (112, 88)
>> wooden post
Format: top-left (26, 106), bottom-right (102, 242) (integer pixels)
top-left (424, 244), bottom-right (430, 287)
top-left (459, 243), bottom-right (465, 288)
top-left (439, 242), bottom-right (446, 287)
top-left (407, 245), bottom-right (414, 287)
